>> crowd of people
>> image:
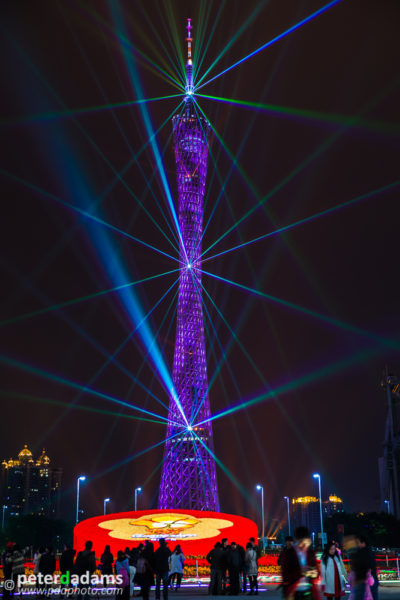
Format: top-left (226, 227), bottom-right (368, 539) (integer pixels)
top-left (277, 527), bottom-right (379, 600)
top-left (206, 537), bottom-right (260, 596)
top-left (1, 528), bottom-right (381, 600)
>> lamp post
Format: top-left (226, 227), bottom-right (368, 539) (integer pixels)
top-left (104, 498), bottom-right (110, 515)
top-left (134, 487), bottom-right (142, 511)
top-left (256, 485), bottom-right (265, 552)
top-left (283, 496), bottom-right (291, 536)
top-left (384, 499), bottom-right (391, 514)
top-left (2, 505), bottom-right (7, 530)
top-left (76, 476), bottom-right (86, 524)
top-left (313, 473), bottom-right (323, 542)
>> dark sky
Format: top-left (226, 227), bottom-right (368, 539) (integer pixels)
top-left (1, 0), bottom-right (400, 528)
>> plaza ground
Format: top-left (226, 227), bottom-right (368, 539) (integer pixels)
top-left (162, 582), bottom-right (400, 598)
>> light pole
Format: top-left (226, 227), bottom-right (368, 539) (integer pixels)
top-left (313, 473), bottom-right (323, 542)
top-left (2, 505), bottom-right (7, 530)
top-left (104, 498), bottom-right (110, 515)
top-left (76, 476), bottom-right (86, 524)
top-left (256, 485), bottom-right (265, 552)
top-left (134, 487), bottom-right (142, 511)
top-left (384, 499), bottom-right (391, 514)
top-left (284, 496), bottom-right (291, 536)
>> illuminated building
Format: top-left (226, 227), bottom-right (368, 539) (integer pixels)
top-left (323, 494), bottom-right (344, 517)
top-left (291, 496), bottom-right (320, 535)
top-left (0, 445), bottom-right (62, 518)
top-left (158, 19), bottom-right (219, 511)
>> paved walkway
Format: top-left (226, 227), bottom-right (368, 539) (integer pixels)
top-left (140, 582), bottom-right (400, 599)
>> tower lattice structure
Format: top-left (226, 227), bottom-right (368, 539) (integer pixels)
top-left (158, 19), bottom-right (219, 511)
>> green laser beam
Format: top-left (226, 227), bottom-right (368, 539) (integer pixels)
top-left (194, 1), bottom-right (266, 87)
top-left (0, 94), bottom-right (183, 127)
top-left (196, 346), bottom-right (380, 427)
top-left (0, 269), bottom-right (179, 328)
top-left (202, 180), bottom-right (400, 264)
top-left (202, 270), bottom-right (400, 352)
top-left (79, 2), bottom-right (184, 91)
top-left (192, 430), bottom-right (250, 502)
top-left (0, 390), bottom-right (167, 426)
top-left (0, 354), bottom-right (174, 424)
top-left (91, 286), bottom-right (179, 472)
top-left (196, 94), bottom-right (400, 136)
top-left (0, 168), bottom-right (180, 264)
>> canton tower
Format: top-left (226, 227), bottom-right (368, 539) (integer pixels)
top-left (158, 19), bottom-right (219, 511)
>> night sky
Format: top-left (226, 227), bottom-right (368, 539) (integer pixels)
top-left (1, 0), bottom-right (400, 528)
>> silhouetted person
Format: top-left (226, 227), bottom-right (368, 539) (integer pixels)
top-left (38, 546), bottom-right (56, 597)
top-left (74, 540), bottom-right (96, 588)
top-left (207, 542), bottom-right (224, 595)
top-left (356, 535), bottom-right (378, 600)
top-left (99, 545), bottom-right (113, 576)
top-left (349, 536), bottom-right (372, 600)
top-left (226, 541), bottom-right (242, 596)
top-left (154, 538), bottom-right (171, 600)
top-left (278, 536), bottom-right (294, 567)
top-left (2, 543), bottom-right (15, 598)
top-left (281, 526), bottom-right (320, 599)
top-left (135, 552), bottom-right (154, 600)
top-left (115, 550), bottom-right (130, 600)
top-left (11, 545), bottom-right (25, 596)
top-left (60, 544), bottom-right (76, 577)
top-left (168, 545), bottom-right (185, 591)
top-left (221, 538), bottom-right (229, 594)
top-left (244, 542), bottom-right (258, 595)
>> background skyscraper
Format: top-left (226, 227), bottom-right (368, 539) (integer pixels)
top-left (0, 445), bottom-right (62, 518)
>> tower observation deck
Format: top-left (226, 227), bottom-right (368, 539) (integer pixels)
top-left (158, 19), bottom-right (219, 511)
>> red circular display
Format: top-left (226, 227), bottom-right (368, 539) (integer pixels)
top-left (74, 509), bottom-right (258, 557)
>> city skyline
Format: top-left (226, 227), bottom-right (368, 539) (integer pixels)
top-left (1, 0), bottom-right (399, 525)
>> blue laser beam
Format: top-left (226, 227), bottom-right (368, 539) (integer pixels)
top-left (202, 270), bottom-right (400, 352)
top-left (195, 0), bottom-right (343, 90)
top-left (202, 180), bottom-right (400, 263)
top-left (109, 1), bottom-right (189, 265)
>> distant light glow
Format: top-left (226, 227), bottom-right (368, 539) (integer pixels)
top-left (256, 485), bottom-right (262, 491)
top-left (79, 476), bottom-right (86, 482)
top-left (313, 473), bottom-right (320, 479)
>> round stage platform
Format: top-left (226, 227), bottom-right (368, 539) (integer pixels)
top-left (74, 509), bottom-right (258, 557)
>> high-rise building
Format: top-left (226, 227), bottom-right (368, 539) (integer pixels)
top-left (291, 496), bottom-right (321, 534)
top-left (158, 19), bottom-right (219, 511)
top-left (0, 446), bottom-right (62, 518)
top-left (323, 495), bottom-right (344, 517)
top-left (379, 370), bottom-right (400, 517)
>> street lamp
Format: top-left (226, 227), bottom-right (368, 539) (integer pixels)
top-left (104, 498), bottom-right (110, 515)
top-left (283, 496), bottom-right (291, 536)
top-left (384, 499), bottom-right (391, 514)
top-left (256, 485), bottom-right (265, 552)
top-left (313, 473), bottom-right (324, 542)
top-left (134, 487), bottom-right (142, 511)
top-left (76, 476), bottom-right (86, 524)
top-left (2, 505), bottom-right (7, 530)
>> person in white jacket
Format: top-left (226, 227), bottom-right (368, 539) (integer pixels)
top-left (320, 541), bottom-right (348, 599)
top-left (168, 545), bottom-right (185, 591)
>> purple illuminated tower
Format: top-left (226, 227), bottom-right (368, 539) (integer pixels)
top-left (158, 19), bottom-right (219, 511)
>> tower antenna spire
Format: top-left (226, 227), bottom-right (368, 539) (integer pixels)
top-left (186, 18), bottom-right (192, 65)
top-left (185, 18), bottom-right (193, 96)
